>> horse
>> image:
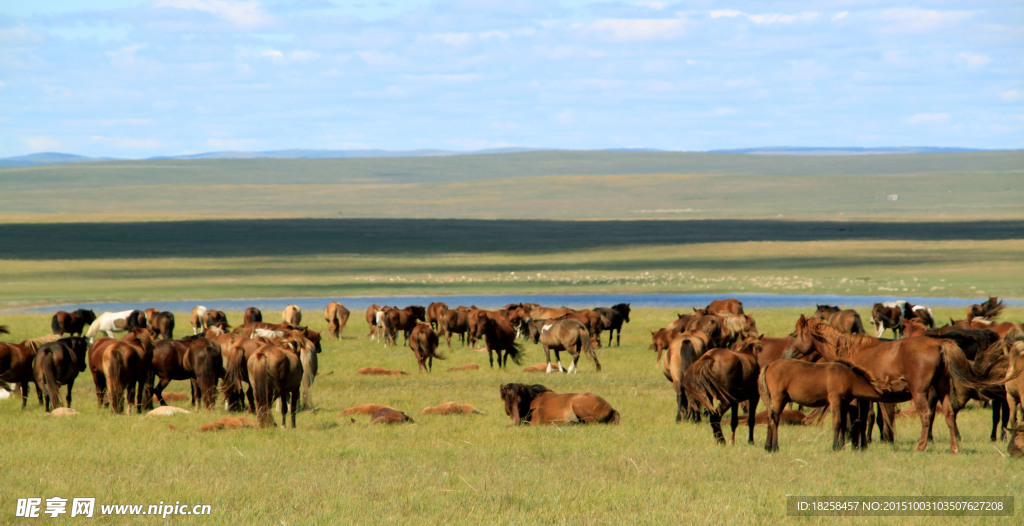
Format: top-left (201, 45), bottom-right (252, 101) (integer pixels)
top-left (31, 337), bottom-right (89, 412)
top-left (682, 347), bottom-right (760, 444)
top-left (759, 358), bottom-right (908, 451)
top-left (479, 316), bottom-right (524, 369)
top-left (151, 336), bottom-right (223, 411)
top-left (243, 307), bottom-right (263, 325)
top-left (426, 302), bottom-right (449, 331)
top-left (870, 302), bottom-right (905, 338)
top-left (89, 328), bottom-right (156, 414)
top-left (528, 319), bottom-right (600, 373)
top-left (0, 340), bottom-right (42, 408)
top-left (191, 306), bottom-right (208, 334)
top-left (527, 305), bottom-right (576, 323)
top-left (650, 328), bottom-right (676, 363)
top-left (707, 298), bottom-right (744, 315)
top-left (248, 343), bottom-right (303, 427)
top-left (813, 305), bottom-right (866, 335)
top-left (968, 297), bottom-right (1005, 322)
top-left (282, 304), bottom-right (302, 326)
top-left (662, 331), bottom-right (710, 422)
top-left (409, 323), bottom-right (445, 373)
top-left (467, 308), bottom-right (505, 347)
top-left (365, 304), bottom-right (382, 340)
top-left (50, 309), bottom-right (96, 337)
top-left (149, 311), bottom-right (175, 340)
top-left (1005, 341), bottom-right (1024, 433)
top-left (438, 306), bottom-right (471, 347)
top-left (421, 402), bottom-right (484, 415)
top-left (381, 305), bottom-right (426, 346)
top-left (204, 310), bottom-right (229, 331)
top-left (371, 407), bottom-right (415, 424)
top-left (85, 310), bottom-right (147, 342)
top-left (499, 383), bottom-right (619, 425)
top-left (594, 303), bottom-right (631, 346)
top-left (786, 315), bottom-right (1006, 453)
top-left (324, 302), bottom-right (350, 339)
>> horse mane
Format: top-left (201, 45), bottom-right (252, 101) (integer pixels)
top-left (501, 383), bottom-right (550, 423)
top-left (805, 318), bottom-right (876, 360)
top-left (834, 359), bottom-right (892, 394)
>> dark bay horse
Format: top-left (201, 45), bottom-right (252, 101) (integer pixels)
top-left (243, 307), bottom-right (263, 325)
top-left (500, 383), bottom-right (619, 425)
top-left (528, 319), bottom-right (600, 373)
top-left (1, 340), bottom-right (42, 408)
top-left (594, 303), bottom-right (631, 346)
top-left (324, 302), bottom-right (350, 339)
top-left (759, 358), bottom-right (908, 451)
top-left (787, 316), bottom-right (1006, 453)
top-left (204, 310), bottom-right (230, 331)
top-left (151, 336), bottom-right (224, 410)
top-left (480, 316), bottom-right (524, 369)
top-left (381, 305), bottom-right (426, 346)
top-left (32, 337), bottom-right (89, 412)
top-left (409, 323), bottom-right (444, 373)
top-left (51, 309), bottom-right (97, 337)
top-left (683, 347), bottom-right (760, 444)
top-left (813, 305), bottom-right (866, 335)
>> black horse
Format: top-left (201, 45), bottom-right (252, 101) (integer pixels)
top-left (594, 303), bottom-right (631, 346)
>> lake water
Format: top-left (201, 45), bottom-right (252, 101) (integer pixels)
top-left (6, 293), bottom-right (1019, 315)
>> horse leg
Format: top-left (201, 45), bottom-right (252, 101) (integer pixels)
top-left (93, 371), bottom-right (107, 409)
top-left (830, 397), bottom-right (844, 450)
top-left (673, 381), bottom-right (684, 423)
top-left (878, 402), bottom-right (895, 443)
top-left (544, 346), bottom-right (554, 373)
top-left (914, 391), bottom-right (934, 452)
top-left (153, 377), bottom-right (172, 406)
top-left (568, 352), bottom-right (580, 374)
top-left (992, 398), bottom-right (1009, 441)
top-left (941, 394), bottom-right (959, 454)
top-left (709, 402), bottom-right (726, 444)
top-left (747, 394), bottom-right (758, 444)
top-left (65, 377), bottom-right (75, 408)
top-left (729, 402), bottom-right (739, 444)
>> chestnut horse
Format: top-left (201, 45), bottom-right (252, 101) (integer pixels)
top-left (89, 328), bottom-right (155, 414)
top-left (786, 316), bottom-right (1006, 453)
top-left (204, 310), bottom-right (229, 331)
top-left (813, 305), bottom-right (865, 335)
top-left (968, 297), bottom-right (1005, 322)
top-left (324, 302), bottom-right (350, 339)
top-left (409, 323), bottom-right (444, 373)
top-left (594, 303), bottom-right (631, 347)
top-left (662, 331), bottom-right (710, 422)
top-left (191, 306), bottom-right (208, 334)
top-left (32, 337), bottom-right (90, 412)
top-left (381, 305), bottom-right (426, 346)
top-left (438, 306), bottom-right (472, 347)
top-left (426, 302), bottom-right (449, 330)
top-left (500, 383), bottom-right (619, 425)
top-left (706, 298), bottom-right (744, 315)
top-left (759, 358), bottom-right (908, 451)
top-left (528, 319), bottom-right (600, 373)
top-left (683, 347), bottom-right (760, 444)
top-left (51, 309), bottom-right (96, 337)
top-left (243, 307), bottom-right (263, 325)
top-left (248, 343), bottom-right (303, 427)
top-left (0, 340), bottom-right (42, 408)
top-left (149, 311), bottom-right (175, 340)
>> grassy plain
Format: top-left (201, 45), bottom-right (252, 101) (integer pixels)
top-left (2, 307), bottom-right (1022, 524)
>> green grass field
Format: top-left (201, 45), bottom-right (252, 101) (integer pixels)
top-left (1, 307), bottom-right (1021, 524)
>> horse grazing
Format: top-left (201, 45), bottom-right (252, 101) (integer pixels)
top-left (85, 310), bottom-right (147, 342)
top-left (594, 303), bottom-right (631, 346)
top-left (968, 297), bottom-right (1005, 322)
top-left (151, 336), bottom-right (223, 411)
top-left (409, 323), bottom-right (445, 373)
top-left (148, 311), bottom-right (175, 340)
top-left (204, 310), bottom-right (229, 331)
top-left (813, 305), bottom-right (866, 335)
top-left (787, 315), bottom-right (1006, 453)
top-left (51, 309), bottom-right (97, 337)
top-left (500, 383), bottom-right (619, 425)
top-left (662, 332), bottom-right (710, 422)
top-left (683, 347), bottom-right (760, 444)
top-left (243, 307), bottom-right (263, 325)
top-left (528, 319), bottom-right (600, 373)
top-left (282, 304), bottom-right (302, 326)
top-left (759, 358), bottom-right (908, 452)
top-left (324, 302), bottom-right (350, 339)
top-left (707, 298), bottom-right (744, 315)
top-left (479, 316), bottom-right (525, 369)
top-left (32, 337), bottom-right (90, 412)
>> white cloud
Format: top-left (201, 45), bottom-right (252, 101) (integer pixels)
top-left (1001, 90), bottom-right (1023, 102)
top-left (638, 2), bottom-right (668, 10)
top-left (429, 32), bottom-right (474, 46)
top-left (880, 8), bottom-right (976, 33)
top-left (908, 113), bottom-right (950, 125)
top-left (589, 17), bottom-right (689, 41)
top-left (107, 44), bottom-right (148, 68)
top-left (712, 107), bottom-right (738, 116)
top-left (956, 52), bottom-right (990, 68)
top-left (25, 136), bottom-right (63, 152)
top-left (710, 10), bottom-right (818, 24)
top-left (710, 10), bottom-right (741, 19)
top-left (832, 11), bottom-right (848, 21)
top-left (154, 0), bottom-right (273, 29)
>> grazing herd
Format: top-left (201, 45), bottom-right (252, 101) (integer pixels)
top-left (3, 296), bottom-right (1024, 457)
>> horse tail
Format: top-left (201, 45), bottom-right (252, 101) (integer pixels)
top-left (757, 364), bottom-right (774, 424)
top-left (50, 314), bottom-right (62, 335)
top-left (940, 339), bottom-right (1007, 403)
top-left (104, 347), bottom-right (126, 414)
top-left (603, 409), bottom-right (621, 425)
top-left (582, 331), bottom-right (598, 364)
top-left (251, 352), bottom-right (274, 427)
top-left (683, 354), bottom-right (733, 413)
top-left (850, 313), bottom-right (866, 335)
top-left (220, 344), bottom-right (245, 407)
top-left (505, 341), bottom-right (525, 366)
top-left (299, 345), bottom-right (316, 409)
top-left (38, 348), bottom-right (63, 410)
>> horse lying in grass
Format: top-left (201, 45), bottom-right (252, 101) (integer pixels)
top-left (759, 358), bottom-right (908, 452)
top-left (499, 383), bottom-right (619, 425)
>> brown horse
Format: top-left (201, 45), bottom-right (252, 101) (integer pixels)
top-left (683, 347), bottom-right (760, 444)
top-left (1006, 341), bottom-right (1024, 432)
top-left (249, 343), bottom-right (303, 427)
top-left (759, 358), bottom-right (908, 451)
top-left (650, 328), bottom-right (676, 363)
top-left (409, 323), bottom-right (445, 373)
top-left (365, 304), bottom-right (382, 340)
top-left (560, 309), bottom-right (605, 339)
top-left (149, 311), bottom-right (175, 340)
top-left (500, 383), bottom-right (619, 425)
top-left (243, 307), bottom-right (263, 325)
top-left (662, 331), bottom-right (710, 422)
top-left (0, 340), bottom-right (42, 408)
top-left (466, 308), bottom-right (505, 347)
top-left (324, 302), bottom-right (350, 339)
top-left (426, 301), bottom-right (449, 330)
top-left (594, 303), bottom-right (631, 346)
top-left (204, 310), bottom-right (229, 331)
top-left (89, 329), bottom-right (155, 414)
top-left (31, 338), bottom-right (89, 412)
top-left (151, 336), bottom-right (223, 411)
top-left (707, 298), bottom-right (744, 315)
top-left (787, 315), bottom-right (1006, 453)
top-left (968, 296), bottom-right (1005, 321)
top-left (813, 305), bottom-right (866, 335)
top-left (282, 304), bottom-right (302, 326)
top-left (528, 319), bottom-right (600, 373)
top-left (381, 305), bottom-right (426, 346)
top-left (438, 306), bottom-right (472, 347)
top-left (870, 302), bottom-right (905, 338)
top-left (190, 306), bottom-right (208, 334)
top-left (371, 407), bottom-right (414, 424)
top-left (51, 309), bottom-right (97, 337)
top-left (479, 316), bottom-right (524, 369)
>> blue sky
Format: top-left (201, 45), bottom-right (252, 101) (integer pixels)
top-left (1, 1), bottom-right (1021, 158)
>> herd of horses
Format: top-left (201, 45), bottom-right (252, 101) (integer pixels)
top-left (4, 296), bottom-right (1024, 454)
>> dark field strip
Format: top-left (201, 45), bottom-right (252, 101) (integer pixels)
top-left (2, 218), bottom-right (1022, 260)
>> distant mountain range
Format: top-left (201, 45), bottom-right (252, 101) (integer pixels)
top-left (0, 146), bottom-right (999, 167)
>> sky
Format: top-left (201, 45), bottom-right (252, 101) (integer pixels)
top-left (1, 1), bottom-right (1022, 158)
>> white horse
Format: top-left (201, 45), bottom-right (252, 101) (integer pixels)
top-left (85, 310), bottom-right (144, 342)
